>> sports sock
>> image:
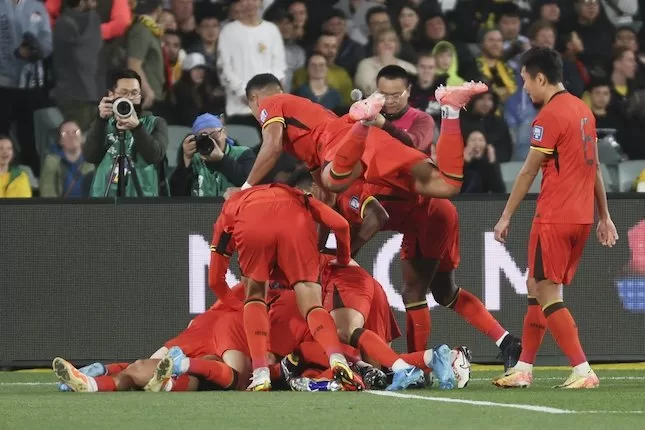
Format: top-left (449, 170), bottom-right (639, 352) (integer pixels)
top-left (349, 328), bottom-right (408, 370)
top-left (243, 298), bottom-right (270, 369)
top-left (298, 341), bottom-right (331, 368)
top-left (449, 289), bottom-right (507, 343)
top-left (518, 297), bottom-right (547, 365)
top-left (269, 362), bottom-right (282, 382)
top-left (543, 301), bottom-right (588, 367)
top-left (187, 358), bottom-right (236, 389)
top-left (105, 362), bottom-right (129, 375)
top-left (399, 350), bottom-right (432, 371)
top-left (405, 303), bottom-right (431, 352)
top-left (435, 106), bottom-right (464, 187)
top-left (169, 374), bottom-right (191, 391)
top-left (329, 122), bottom-right (368, 185)
top-left (306, 307), bottom-right (342, 357)
top-left (94, 375), bottom-right (117, 391)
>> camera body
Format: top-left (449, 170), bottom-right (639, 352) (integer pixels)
top-left (112, 98), bottom-right (135, 119)
top-left (195, 133), bottom-right (215, 156)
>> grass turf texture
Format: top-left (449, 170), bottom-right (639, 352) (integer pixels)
top-left (1, 366), bottom-right (644, 430)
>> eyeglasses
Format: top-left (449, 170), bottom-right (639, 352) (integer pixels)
top-left (114, 89), bottom-right (142, 98)
top-left (377, 89), bottom-right (408, 101)
top-left (60, 129), bottom-right (81, 137)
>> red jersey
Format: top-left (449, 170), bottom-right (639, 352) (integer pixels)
top-left (530, 91), bottom-right (597, 224)
top-left (257, 93), bottom-right (351, 169)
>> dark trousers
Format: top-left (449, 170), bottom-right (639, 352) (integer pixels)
top-left (0, 87), bottom-right (47, 176)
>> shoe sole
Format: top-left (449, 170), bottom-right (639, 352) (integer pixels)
top-left (385, 369), bottom-right (425, 391)
top-left (333, 365), bottom-right (363, 391)
top-left (432, 345), bottom-right (456, 390)
top-left (144, 356), bottom-right (173, 392)
top-left (247, 381), bottom-right (271, 391)
top-left (53, 358), bottom-right (88, 393)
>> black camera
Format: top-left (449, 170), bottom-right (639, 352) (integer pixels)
top-left (195, 133), bottom-right (215, 156)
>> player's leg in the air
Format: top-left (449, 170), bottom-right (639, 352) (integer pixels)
top-left (495, 223), bottom-right (598, 389)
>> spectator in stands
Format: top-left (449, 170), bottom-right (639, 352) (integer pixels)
top-left (463, 90), bottom-right (513, 163)
top-left (287, 0), bottom-right (307, 43)
top-left (355, 29), bottom-right (417, 95)
top-left (294, 53), bottom-right (344, 113)
top-left (533, 0), bottom-right (561, 24)
top-left (395, 2), bottom-right (420, 64)
top-left (433, 41), bottom-right (465, 86)
top-left (461, 129), bottom-right (506, 194)
top-left (292, 32), bottom-right (353, 106)
top-left (497, 2), bottom-right (530, 67)
top-left (40, 121), bottom-right (94, 197)
top-left (217, 0), bottom-right (286, 128)
top-left (0, 135), bottom-right (32, 198)
top-left (188, 10), bottom-right (220, 68)
top-left (409, 52), bottom-right (441, 121)
top-left (588, 77), bottom-right (629, 144)
top-left (415, 10), bottom-right (478, 81)
top-left (558, 31), bottom-right (591, 90)
top-left (614, 25), bottom-right (645, 88)
top-left (0, 0), bottom-right (52, 177)
top-left (127, 0), bottom-right (166, 112)
top-left (570, 0), bottom-right (615, 75)
top-left (227, 0), bottom-right (244, 23)
top-left (610, 46), bottom-right (638, 114)
top-left (84, 69), bottom-right (168, 197)
top-left (163, 30), bottom-right (186, 86)
top-left (159, 9), bottom-right (178, 31)
top-left (476, 28), bottom-right (517, 104)
top-left (53, 0), bottom-right (103, 132)
top-left (170, 113), bottom-right (254, 196)
top-left (360, 6), bottom-right (392, 59)
top-left (172, 53), bottom-right (226, 127)
top-left (370, 65), bottom-right (435, 154)
top-left (171, 0), bottom-right (198, 48)
top-left (322, 8), bottom-right (364, 77)
top-left (528, 21), bottom-right (585, 97)
top-left (266, 9), bottom-right (305, 93)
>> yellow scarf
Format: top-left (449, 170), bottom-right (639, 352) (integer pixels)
top-left (137, 15), bottom-right (163, 39)
top-left (477, 56), bottom-right (517, 94)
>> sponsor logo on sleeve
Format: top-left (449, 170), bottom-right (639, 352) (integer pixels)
top-left (349, 196), bottom-right (360, 211)
top-left (532, 125), bottom-right (543, 142)
top-left (260, 109), bottom-right (268, 123)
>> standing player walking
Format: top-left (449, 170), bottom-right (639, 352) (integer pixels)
top-left (493, 48), bottom-right (618, 389)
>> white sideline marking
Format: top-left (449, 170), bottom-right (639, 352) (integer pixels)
top-left (1, 382), bottom-right (57, 386)
top-left (470, 376), bottom-right (645, 382)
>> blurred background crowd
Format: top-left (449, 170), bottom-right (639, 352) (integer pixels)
top-left (0, 0), bottom-right (644, 198)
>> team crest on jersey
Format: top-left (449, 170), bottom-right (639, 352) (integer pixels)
top-left (532, 126), bottom-right (543, 141)
top-left (350, 196), bottom-right (360, 211)
top-left (260, 109), bottom-right (268, 123)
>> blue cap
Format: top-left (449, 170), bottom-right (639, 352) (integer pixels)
top-left (192, 113), bottom-right (235, 146)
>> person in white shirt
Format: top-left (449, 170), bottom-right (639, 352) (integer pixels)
top-left (217, 0), bottom-right (286, 128)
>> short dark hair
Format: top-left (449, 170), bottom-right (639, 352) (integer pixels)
top-left (163, 29), bottom-right (180, 38)
top-left (527, 19), bottom-right (555, 42)
top-left (587, 77), bottom-right (612, 92)
top-left (318, 31), bottom-right (337, 41)
top-left (109, 69), bottom-right (142, 90)
top-left (324, 8), bottom-right (346, 22)
top-left (264, 7), bottom-right (293, 23)
top-left (377, 65), bottom-right (410, 85)
top-left (612, 46), bottom-right (632, 63)
top-left (520, 47), bottom-right (563, 84)
top-left (306, 51), bottom-right (327, 66)
top-left (64, 0), bottom-right (82, 8)
top-left (366, 6), bottom-right (389, 24)
top-left (287, 168), bottom-right (313, 190)
top-left (556, 31), bottom-right (574, 52)
top-left (245, 73), bottom-right (283, 99)
top-left (496, 2), bottom-right (521, 22)
top-left (196, 12), bottom-right (219, 26)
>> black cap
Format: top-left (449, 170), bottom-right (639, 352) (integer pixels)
top-left (136, 0), bottom-right (161, 15)
top-left (325, 8), bottom-right (347, 21)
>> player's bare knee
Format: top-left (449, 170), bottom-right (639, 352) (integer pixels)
top-left (430, 273), bottom-right (458, 307)
top-left (336, 326), bottom-right (353, 344)
top-left (534, 279), bottom-right (561, 306)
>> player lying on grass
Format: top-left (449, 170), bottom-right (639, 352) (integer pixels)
top-left (209, 182), bottom-right (363, 391)
top-left (233, 74), bottom-right (487, 200)
top-left (493, 47), bottom-right (618, 389)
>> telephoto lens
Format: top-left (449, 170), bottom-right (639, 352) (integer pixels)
top-left (195, 133), bottom-right (215, 155)
top-left (112, 98), bottom-right (134, 119)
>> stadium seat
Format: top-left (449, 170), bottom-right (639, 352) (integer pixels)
top-left (500, 161), bottom-right (542, 194)
top-left (226, 124), bottom-right (261, 148)
top-left (167, 125), bottom-right (192, 168)
top-left (33, 107), bottom-right (64, 162)
top-left (618, 160), bottom-right (645, 192)
top-left (600, 163), bottom-right (616, 192)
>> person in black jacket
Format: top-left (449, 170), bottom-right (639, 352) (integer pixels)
top-left (461, 129), bottom-right (506, 194)
top-left (463, 90), bottom-right (514, 162)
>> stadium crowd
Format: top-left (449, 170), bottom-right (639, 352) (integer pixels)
top-left (0, 0), bottom-right (644, 198)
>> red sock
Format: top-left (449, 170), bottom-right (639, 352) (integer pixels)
top-left (170, 374), bottom-right (191, 391)
top-left (450, 289), bottom-right (507, 342)
top-left (306, 307), bottom-right (342, 357)
top-left (341, 344), bottom-right (361, 364)
top-left (105, 362), bottom-right (129, 375)
top-left (399, 351), bottom-right (431, 371)
top-left (298, 341), bottom-right (330, 368)
top-left (243, 299), bottom-right (270, 369)
top-left (188, 359), bottom-right (235, 389)
top-left (405, 304), bottom-right (431, 352)
top-left (435, 115), bottom-right (464, 187)
top-left (269, 363), bottom-right (282, 382)
top-left (330, 122), bottom-right (368, 183)
top-left (518, 297), bottom-right (547, 364)
top-left (544, 301), bottom-right (587, 367)
top-left (94, 375), bottom-right (117, 392)
top-left (349, 328), bottom-right (400, 368)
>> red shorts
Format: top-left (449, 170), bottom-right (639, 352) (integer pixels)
top-left (233, 201), bottom-right (320, 286)
top-left (528, 222), bottom-right (591, 285)
top-left (164, 308), bottom-right (247, 358)
top-left (365, 279), bottom-right (401, 343)
top-left (268, 290), bottom-right (309, 357)
top-left (321, 265), bottom-right (375, 320)
top-left (400, 198), bottom-right (460, 272)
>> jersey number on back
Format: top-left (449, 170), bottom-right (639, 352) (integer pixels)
top-left (580, 117), bottom-right (595, 166)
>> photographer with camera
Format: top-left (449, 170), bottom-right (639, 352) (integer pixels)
top-left (84, 69), bottom-right (168, 197)
top-left (169, 113), bottom-right (255, 197)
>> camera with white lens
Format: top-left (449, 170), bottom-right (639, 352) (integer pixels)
top-left (112, 97), bottom-right (135, 119)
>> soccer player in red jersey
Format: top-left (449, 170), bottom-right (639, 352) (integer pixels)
top-left (235, 73), bottom-right (487, 199)
top-left (209, 183), bottom-right (361, 391)
top-left (493, 47), bottom-right (618, 389)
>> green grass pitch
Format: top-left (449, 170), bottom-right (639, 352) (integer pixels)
top-left (1, 366), bottom-right (644, 430)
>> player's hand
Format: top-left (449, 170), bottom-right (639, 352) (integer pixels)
top-left (597, 218), bottom-right (618, 248)
top-left (224, 187), bottom-right (241, 200)
top-left (98, 97), bottom-right (113, 119)
top-left (361, 113), bottom-right (385, 128)
top-left (116, 110), bottom-right (140, 130)
top-left (494, 216), bottom-right (510, 243)
top-left (201, 140), bottom-right (225, 162)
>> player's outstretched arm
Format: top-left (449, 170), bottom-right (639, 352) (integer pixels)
top-left (308, 197), bottom-right (351, 265)
top-left (242, 123), bottom-right (284, 189)
top-left (351, 197), bottom-right (389, 256)
top-left (494, 149), bottom-right (545, 243)
top-left (593, 153), bottom-right (618, 247)
top-left (209, 218), bottom-right (241, 308)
